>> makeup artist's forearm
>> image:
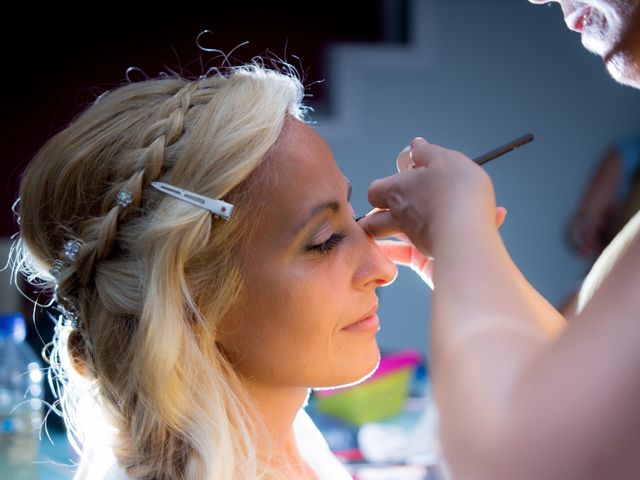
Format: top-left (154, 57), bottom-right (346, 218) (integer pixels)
top-left (430, 222), bottom-right (555, 336)
top-left (430, 223), bottom-right (552, 397)
top-left (428, 223), bottom-right (556, 474)
top-left (491, 217), bottom-right (640, 479)
top-left (427, 221), bottom-right (640, 479)
top-left (507, 256), bottom-right (567, 336)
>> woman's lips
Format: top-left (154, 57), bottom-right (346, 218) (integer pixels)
top-left (565, 6), bottom-right (593, 32)
top-left (343, 305), bottom-right (380, 332)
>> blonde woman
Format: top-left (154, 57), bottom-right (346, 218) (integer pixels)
top-left (15, 65), bottom-right (397, 479)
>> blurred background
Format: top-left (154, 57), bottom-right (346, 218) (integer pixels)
top-left (2, 0), bottom-right (640, 478)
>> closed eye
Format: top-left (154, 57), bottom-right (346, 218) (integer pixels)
top-left (306, 233), bottom-right (346, 255)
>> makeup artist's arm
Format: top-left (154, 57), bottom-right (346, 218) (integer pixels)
top-left (361, 138), bottom-right (640, 479)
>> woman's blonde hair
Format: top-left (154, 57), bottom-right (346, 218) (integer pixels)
top-left (13, 64), bottom-right (306, 479)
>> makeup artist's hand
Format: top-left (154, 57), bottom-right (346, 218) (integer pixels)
top-left (376, 236), bottom-right (435, 289)
top-left (360, 137), bottom-right (506, 271)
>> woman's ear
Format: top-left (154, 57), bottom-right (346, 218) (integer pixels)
top-left (67, 329), bottom-right (91, 378)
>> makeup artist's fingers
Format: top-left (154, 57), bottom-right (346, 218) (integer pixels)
top-left (409, 137), bottom-right (469, 168)
top-left (396, 146), bottom-right (412, 172)
top-left (363, 195), bottom-right (504, 240)
top-left (376, 239), bottom-right (432, 267)
top-left (496, 206), bottom-right (507, 228)
top-left (396, 138), bottom-right (436, 172)
top-left (361, 202), bottom-right (505, 277)
top-left (376, 239), bottom-right (434, 289)
top-left (375, 239), bottom-right (414, 266)
top-left (358, 209), bottom-right (401, 238)
top-left (396, 138), bottom-right (431, 170)
top-left (365, 138), bottom-right (497, 258)
top-left (370, 139), bottom-right (458, 208)
top-left (367, 174), bottom-right (400, 210)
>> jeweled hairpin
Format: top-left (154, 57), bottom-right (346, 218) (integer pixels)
top-left (58, 298), bottom-right (82, 329)
top-left (116, 190), bottom-right (133, 208)
top-left (49, 259), bottom-right (65, 278)
top-left (63, 240), bottom-right (81, 261)
top-left (150, 182), bottom-right (234, 220)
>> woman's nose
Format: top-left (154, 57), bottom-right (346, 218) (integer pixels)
top-left (354, 228), bottom-right (398, 289)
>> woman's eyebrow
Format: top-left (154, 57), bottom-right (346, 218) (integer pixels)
top-left (292, 177), bottom-right (351, 235)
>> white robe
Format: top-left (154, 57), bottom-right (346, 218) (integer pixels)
top-left (94, 409), bottom-right (351, 480)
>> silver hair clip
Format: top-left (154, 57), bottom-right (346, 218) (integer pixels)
top-left (116, 190), bottom-right (133, 208)
top-left (64, 240), bottom-right (82, 261)
top-left (150, 182), bottom-right (234, 220)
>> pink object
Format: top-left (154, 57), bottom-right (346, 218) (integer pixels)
top-left (315, 350), bottom-right (422, 397)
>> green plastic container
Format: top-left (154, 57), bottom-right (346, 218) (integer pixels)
top-left (314, 350), bottom-right (421, 425)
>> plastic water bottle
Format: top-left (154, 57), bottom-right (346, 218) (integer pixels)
top-left (0, 312), bottom-right (44, 479)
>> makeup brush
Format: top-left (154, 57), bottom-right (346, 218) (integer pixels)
top-left (472, 133), bottom-right (534, 165)
top-left (355, 134), bottom-right (535, 223)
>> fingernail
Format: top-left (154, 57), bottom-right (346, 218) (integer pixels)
top-left (411, 137), bottom-right (428, 149)
top-left (356, 208), bottom-right (380, 224)
top-left (398, 145), bottom-right (411, 156)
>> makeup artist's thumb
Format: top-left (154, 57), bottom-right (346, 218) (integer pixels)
top-left (358, 209), bottom-right (401, 239)
top-left (409, 137), bottom-right (453, 168)
top-left (411, 137), bottom-right (429, 149)
top-left (496, 206), bottom-right (507, 228)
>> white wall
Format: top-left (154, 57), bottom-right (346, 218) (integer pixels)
top-left (314, 0), bottom-right (640, 353)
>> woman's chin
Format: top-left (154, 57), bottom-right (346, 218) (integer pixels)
top-left (314, 346), bottom-right (381, 390)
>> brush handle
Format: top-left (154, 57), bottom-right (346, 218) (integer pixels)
top-left (473, 133), bottom-right (534, 166)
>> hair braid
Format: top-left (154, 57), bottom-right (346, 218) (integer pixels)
top-left (68, 82), bottom-right (199, 293)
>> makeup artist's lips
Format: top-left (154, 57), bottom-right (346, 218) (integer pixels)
top-left (343, 305), bottom-right (380, 332)
top-left (565, 5), bottom-right (593, 33)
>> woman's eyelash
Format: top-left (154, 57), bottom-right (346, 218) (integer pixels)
top-left (306, 233), bottom-right (346, 254)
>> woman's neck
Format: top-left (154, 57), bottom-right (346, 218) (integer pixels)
top-left (243, 380), bottom-right (317, 478)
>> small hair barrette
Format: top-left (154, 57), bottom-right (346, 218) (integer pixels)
top-left (49, 259), bottom-right (65, 278)
top-left (150, 182), bottom-right (234, 220)
top-left (64, 240), bottom-right (82, 261)
top-left (116, 190), bottom-right (133, 208)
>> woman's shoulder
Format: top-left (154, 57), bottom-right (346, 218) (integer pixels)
top-left (578, 210), bottom-right (640, 312)
top-left (78, 410), bottom-right (350, 480)
top-left (102, 463), bottom-right (131, 480)
top-left (294, 409), bottom-right (352, 480)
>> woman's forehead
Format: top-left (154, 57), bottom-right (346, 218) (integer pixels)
top-left (271, 121), bottom-right (343, 196)
top-left (248, 121), bottom-right (346, 232)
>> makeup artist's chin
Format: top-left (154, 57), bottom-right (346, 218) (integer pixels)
top-left (588, 17), bottom-right (640, 88)
top-left (604, 49), bottom-right (640, 88)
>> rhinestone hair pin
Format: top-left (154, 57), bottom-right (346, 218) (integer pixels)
top-left (150, 182), bottom-right (234, 220)
top-left (49, 259), bottom-right (65, 278)
top-left (63, 240), bottom-right (82, 261)
top-left (116, 190), bottom-right (133, 208)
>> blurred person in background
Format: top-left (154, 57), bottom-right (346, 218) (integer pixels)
top-left (561, 134), bottom-right (640, 316)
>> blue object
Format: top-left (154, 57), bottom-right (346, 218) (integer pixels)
top-left (0, 311), bottom-right (45, 478)
top-left (0, 312), bottom-right (27, 342)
